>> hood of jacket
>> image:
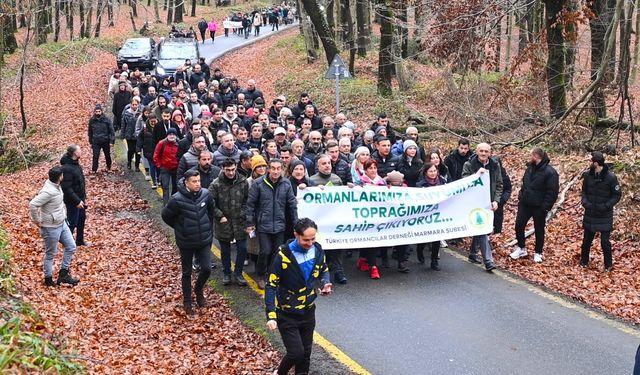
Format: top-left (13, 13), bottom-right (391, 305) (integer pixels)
top-left (60, 154), bottom-right (78, 166)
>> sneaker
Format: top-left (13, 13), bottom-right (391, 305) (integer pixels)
top-left (533, 253), bottom-right (543, 263)
top-left (430, 260), bottom-right (441, 271)
top-left (151, 184), bottom-right (157, 189)
top-left (184, 302), bottom-right (194, 316)
top-left (244, 259), bottom-right (249, 266)
top-left (440, 240), bottom-right (448, 248)
top-left (357, 258), bottom-right (369, 272)
top-left (370, 266), bottom-right (380, 279)
top-left (485, 262), bottom-right (496, 272)
top-left (510, 246), bottom-right (527, 260)
top-left (335, 274), bottom-right (348, 284)
top-left (145, 175), bottom-right (152, 181)
top-left (604, 265), bottom-right (613, 272)
top-left (222, 274), bottom-right (232, 286)
top-left (235, 274), bottom-right (248, 286)
top-left (44, 277), bottom-right (56, 287)
top-left (192, 261), bottom-right (201, 271)
top-left (468, 255), bottom-right (481, 264)
top-left (579, 262), bottom-right (588, 268)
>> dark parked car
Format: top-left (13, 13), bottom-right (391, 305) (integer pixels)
top-left (154, 37), bottom-right (200, 78)
top-left (117, 37), bottom-right (157, 70)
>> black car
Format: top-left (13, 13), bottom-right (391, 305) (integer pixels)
top-left (154, 37), bottom-right (200, 79)
top-left (117, 37), bottom-right (157, 70)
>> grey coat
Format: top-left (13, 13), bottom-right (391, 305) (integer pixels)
top-left (246, 176), bottom-right (298, 234)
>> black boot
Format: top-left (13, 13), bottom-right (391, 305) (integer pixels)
top-left (184, 301), bottom-right (194, 316)
top-left (430, 260), bottom-right (441, 271)
top-left (57, 269), bottom-right (79, 286)
top-left (195, 289), bottom-right (206, 308)
top-left (44, 277), bottom-right (56, 287)
top-left (417, 248), bottom-right (425, 264)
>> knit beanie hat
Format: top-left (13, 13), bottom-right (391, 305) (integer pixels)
top-left (403, 140), bottom-right (417, 152)
top-left (251, 155), bottom-right (267, 171)
top-left (386, 171), bottom-right (405, 186)
top-left (354, 146), bottom-right (370, 160)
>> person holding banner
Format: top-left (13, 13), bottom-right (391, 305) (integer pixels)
top-left (462, 143), bottom-right (503, 272)
top-left (356, 159), bottom-right (387, 279)
top-left (415, 162), bottom-right (449, 270)
top-left (265, 218), bottom-right (331, 375)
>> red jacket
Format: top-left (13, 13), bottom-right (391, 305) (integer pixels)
top-left (153, 139), bottom-right (179, 171)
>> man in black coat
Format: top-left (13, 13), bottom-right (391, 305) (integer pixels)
top-left (444, 138), bottom-right (473, 181)
top-left (88, 104), bottom-right (115, 172)
top-left (510, 148), bottom-right (559, 263)
top-left (60, 144), bottom-right (88, 246)
top-left (371, 137), bottom-right (399, 179)
top-left (112, 82), bottom-right (131, 132)
top-left (579, 151), bottom-right (621, 271)
top-left (246, 158), bottom-right (298, 289)
top-left (161, 169), bottom-right (215, 315)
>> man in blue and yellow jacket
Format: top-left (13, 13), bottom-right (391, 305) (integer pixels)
top-left (265, 218), bottom-right (332, 375)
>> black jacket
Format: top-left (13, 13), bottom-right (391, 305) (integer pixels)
top-left (88, 115), bottom-right (115, 145)
top-left (161, 182), bottom-right (215, 249)
top-left (444, 149), bottom-right (473, 181)
top-left (136, 122), bottom-right (156, 160)
top-left (60, 154), bottom-right (86, 206)
top-left (246, 175), bottom-right (298, 234)
top-left (188, 164), bottom-right (220, 189)
top-left (331, 158), bottom-right (352, 185)
top-left (397, 156), bottom-right (423, 187)
top-left (112, 90), bottom-right (132, 127)
top-left (518, 156), bottom-right (559, 211)
top-left (581, 164), bottom-right (621, 232)
top-left (371, 150), bottom-right (400, 178)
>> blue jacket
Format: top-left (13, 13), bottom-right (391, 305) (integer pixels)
top-left (265, 240), bottom-right (330, 320)
top-left (246, 175), bottom-right (298, 234)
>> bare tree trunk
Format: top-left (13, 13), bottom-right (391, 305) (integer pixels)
top-left (300, 0), bottom-right (340, 66)
top-left (54, 0), bottom-right (61, 42)
top-left (0, 4), bottom-right (19, 64)
top-left (631, 0), bottom-right (640, 83)
top-left (397, 0), bottom-right (407, 58)
top-left (67, 0), bottom-right (74, 39)
top-left (565, 0), bottom-right (578, 88)
top-left (590, 0), bottom-right (609, 118)
top-left (356, 0), bottom-right (370, 57)
top-left (543, 0), bottom-right (568, 118)
top-left (505, 4), bottom-right (513, 72)
top-left (79, 0), bottom-right (86, 37)
top-left (603, 0), bottom-right (616, 84)
top-left (153, 0), bottom-right (162, 22)
top-left (191, 0), bottom-right (196, 17)
top-left (174, 0), bottom-right (183, 23)
top-left (85, 2), bottom-right (94, 38)
top-left (95, 0), bottom-right (104, 37)
top-left (129, 10), bottom-right (138, 31)
top-left (36, 0), bottom-right (50, 44)
top-left (132, 0), bottom-right (138, 17)
top-left (164, 0), bottom-right (168, 10)
top-left (108, 0), bottom-right (114, 26)
top-left (167, 0), bottom-right (174, 23)
top-left (19, 22), bottom-right (32, 133)
top-left (326, 0), bottom-right (336, 39)
top-left (377, 0), bottom-right (394, 96)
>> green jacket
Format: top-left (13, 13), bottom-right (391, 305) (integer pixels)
top-left (462, 155), bottom-right (503, 203)
top-left (209, 173), bottom-right (249, 241)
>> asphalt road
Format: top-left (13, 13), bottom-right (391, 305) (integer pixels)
top-left (197, 21), bottom-right (298, 63)
top-left (314, 249), bottom-right (640, 375)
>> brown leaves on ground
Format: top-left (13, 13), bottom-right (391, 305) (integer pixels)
top-left (0, 32), bottom-right (278, 375)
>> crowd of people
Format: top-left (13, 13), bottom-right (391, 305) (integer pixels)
top-left (28, 54), bottom-right (624, 375)
top-left (195, 5), bottom-right (296, 44)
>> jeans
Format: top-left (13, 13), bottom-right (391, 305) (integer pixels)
top-left (469, 235), bottom-right (494, 266)
top-left (276, 307), bottom-right (316, 375)
top-left (40, 223), bottom-right (76, 277)
top-left (515, 204), bottom-right (547, 254)
top-left (179, 244), bottom-right (212, 304)
top-left (254, 25), bottom-right (260, 36)
top-left (91, 142), bottom-right (112, 172)
top-left (66, 204), bottom-right (86, 244)
top-left (146, 157), bottom-right (158, 183)
top-left (125, 139), bottom-right (140, 168)
top-left (257, 232), bottom-right (285, 278)
top-left (580, 229), bottom-right (612, 268)
top-left (159, 168), bottom-right (177, 205)
top-left (219, 239), bottom-right (248, 277)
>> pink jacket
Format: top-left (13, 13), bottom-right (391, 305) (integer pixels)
top-left (208, 20), bottom-right (217, 32)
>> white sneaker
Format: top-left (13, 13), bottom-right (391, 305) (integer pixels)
top-left (440, 240), bottom-right (448, 248)
top-left (244, 259), bottom-right (249, 266)
top-left (534, 253), bottom-right (543, 263)
top-left (145, 175), bottom-right (151, 181)
top-left (510, 246), bottom-right (527, 260)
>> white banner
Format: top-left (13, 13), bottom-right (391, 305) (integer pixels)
top-left (296, 172), bottom-right (494, 249)
top-left (223, 21), bottom-right (244, 28)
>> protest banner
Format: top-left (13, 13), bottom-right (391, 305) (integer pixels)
top-left (223, 20), bottom-right (244, 29)
top-left (296, 172), bottom-right (493, 249)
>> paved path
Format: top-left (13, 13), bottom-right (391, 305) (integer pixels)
top-left (197, 22), bottom-right (298, 64)
top-left (314, 249), bottom-right (640, 374)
